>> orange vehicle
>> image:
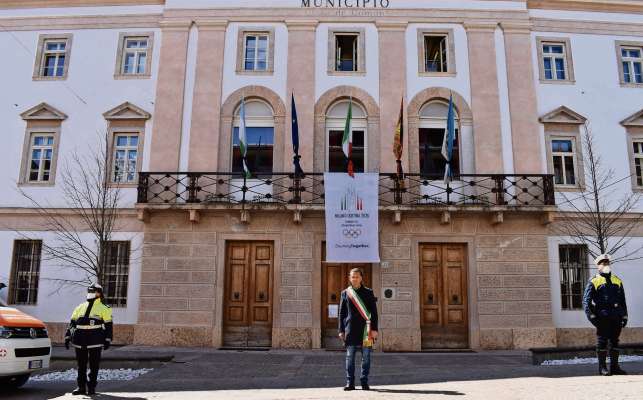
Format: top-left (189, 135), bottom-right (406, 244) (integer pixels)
top-left (0, 283), bottom-right (51, 388)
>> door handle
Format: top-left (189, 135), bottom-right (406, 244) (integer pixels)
top-left (258, 292), bottom-right (265, 300)
top-left (331, 293), bottom-right (337, 301)
top-left (233, 292), bottom-right (240, 300)
top-left (427, 294), bottom-right (433, 304)
top-left (452, 294), bottom-right (459, 303)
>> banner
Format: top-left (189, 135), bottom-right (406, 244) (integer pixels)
top-left (324, 173), bottom-right (380, 263)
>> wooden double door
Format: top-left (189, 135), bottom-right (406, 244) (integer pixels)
top-left (223, 241), bottom-right (274, 348)
top-left (322, 262), bottom-right (372, 349)
top-left (419, 243), bottom-right (469, 349)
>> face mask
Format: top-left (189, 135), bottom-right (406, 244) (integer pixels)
top-left (86, 292), bottom-right (97, 300)
top-left (601, 265), bottom-right (611, 274)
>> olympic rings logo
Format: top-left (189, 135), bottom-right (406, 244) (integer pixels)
top-left (343, 229), bottom-right (362, 238)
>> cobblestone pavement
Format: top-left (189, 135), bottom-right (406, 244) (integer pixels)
top-left (3, 348), bottom-right (643, 400)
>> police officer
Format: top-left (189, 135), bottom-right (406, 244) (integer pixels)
top-left (65, 283), bottom-right (113, 395)
top-left (582, 254), bottom-right (628, 376)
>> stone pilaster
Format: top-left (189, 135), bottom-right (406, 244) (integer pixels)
top-left (188, 19), bottom-right (227, 171)
top-left (501, 22), bottom-right (544, 174)
top-left (377, 20), bottom-right (407, 173)
top-left (464, 22), bottom-right (504, 174)
top-left (148, 19), bottom-right (191, 171)
top-left (286, 19), bottom-right (318, 172)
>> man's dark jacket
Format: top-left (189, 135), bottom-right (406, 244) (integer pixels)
top-left (338, 285), bottom-right (378, 347)
top-left (582, 272), bottom-right (628, 322)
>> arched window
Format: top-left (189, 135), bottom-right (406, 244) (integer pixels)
top-left (418, 100), bottom-right (460, 178)
top-left (325, 100), bottom-right (367, 173)
top-left (232, 100), bottom-right (274, 175)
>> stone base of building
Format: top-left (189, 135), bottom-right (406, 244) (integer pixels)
top-left (46, 322), bottom-right (135, 345)
top-left (480, 328), bottom-right (557, 349)
top-left (556, 327), bottom-right (643, 348)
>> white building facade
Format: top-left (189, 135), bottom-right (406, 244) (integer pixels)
top-left (0, 0), bottom-right (641, 350)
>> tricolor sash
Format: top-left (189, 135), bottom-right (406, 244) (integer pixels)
top-left (346, 286), bottom-right (373, 347)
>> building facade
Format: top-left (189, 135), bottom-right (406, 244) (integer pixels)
top-left (0, 0), bottom-right (642, 351)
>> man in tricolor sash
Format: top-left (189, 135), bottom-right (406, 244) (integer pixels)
top-left (339, 268), bottom-right (379, 391)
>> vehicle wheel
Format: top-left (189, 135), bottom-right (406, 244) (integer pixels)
top-left (2, 374), bottom-right (30, 388)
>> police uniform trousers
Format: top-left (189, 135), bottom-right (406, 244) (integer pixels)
top-left (596, 316), bottom-right (623, 351)
top-left (75, 347), bottom-right (102, 388)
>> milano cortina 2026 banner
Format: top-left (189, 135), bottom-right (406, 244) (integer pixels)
top-left (324, 173), bottom-right (380, 263)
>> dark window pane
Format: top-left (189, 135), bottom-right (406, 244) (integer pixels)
top-left (10, 240), bottom-right (42, 305)
top-left (425, 35), bottom-right (447, 73)
top-left (232, 127), bottom-right (275, 175)
top-left (555, 58), bottom-right (566, 80)
top-left (336, 34), bottom-right (358, 72)
top-left (419, 128), bottom-right (459, 178)
top-left (564, 156), bottom-right (576, 185)
top-left (553, 155), bottom-right (564, 184)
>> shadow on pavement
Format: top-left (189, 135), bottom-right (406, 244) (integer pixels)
top-left (372, 388), bottom-right (465, 395)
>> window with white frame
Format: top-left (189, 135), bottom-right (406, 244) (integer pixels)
top-left (9, 240), bottom-right (42, 305)
top-left (559, 244), bottom-right (589, 310)
top-left (27, 133), bottom-right (55, 183)
top-left (244, 33), bottom-right (269, 71)
top-left (418, 101), bottom-right (460, 178)
top-left (232, 100), bottom-right (275, 175)
top-left (111, 133), bottom-right (139, 183)
top-left (551, 139), bottom-right (577, 186)
top-left (328, 29), bottom-right (365, 74)
top-left (621, 46), bottom-right (643, 84)
top-left (424, 34), bottom-right (448, 73)
top-left (632, 140), bottom-right (643, 187)
top-left (121, 36), bottom-right (150, 75)
top-left (542, 42), bottom-right (567, 81)
top-left (34, 34), bottom-right (72, 79)
top-left (335, 33), bottom-right (359, 72)
top-left (326, 101), bottom-right (367, 173)
top-left (100, 241), bottom-right (130, 307)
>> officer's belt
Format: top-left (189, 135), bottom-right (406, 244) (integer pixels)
top-left (75, 325), bottom-right (103, 330)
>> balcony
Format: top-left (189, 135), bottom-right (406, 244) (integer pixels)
top-left (136, 172), bottom-right (556, 214)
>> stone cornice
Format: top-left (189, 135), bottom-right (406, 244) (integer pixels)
top-left (285, 19), bottom-right (319, 30)
top-left (195, 18), bottom-right (228, 31)
top-left (159, 18), bottom-right (192, 31)
top-left (463, 21), bottom-right (499, 32)
top-left (375, 19), bottom-right (408, 31)
top-left (0, 13), bottom-right (161, 30)
top-left (0, 0), bottom-right (163, 8)
top-left (527, 0), bottom-right (643, 15)
top-left (500, 21), bottom-right (533, 34)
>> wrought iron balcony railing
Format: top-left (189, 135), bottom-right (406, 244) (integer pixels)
top-left (137, 172), bottom-right (555, 208)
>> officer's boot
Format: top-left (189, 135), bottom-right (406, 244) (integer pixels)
top-left (72, 386), bottom-right (86, 395)
top-left (597, 350), bottom-right (610, 376)
top-left (87, 383), bottom-right (96, 396)
top-left (610, 349), bottom-right (628, 375)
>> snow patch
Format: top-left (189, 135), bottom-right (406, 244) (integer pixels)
top-left (31, 368), bottom-right (153, 382)
top-left (542, 355), bottom-right (643, 366)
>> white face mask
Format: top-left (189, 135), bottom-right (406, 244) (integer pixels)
top-left (599, 265), bottom-right (611, 274)
top-left (86, 292), bottom-right (97, 300)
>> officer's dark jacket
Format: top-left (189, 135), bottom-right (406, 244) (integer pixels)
top-left (338, 285), bottom-right (378, 347)
top-left (583, 272), bottom-right (628, 320)
top-left (65, 298), bottom-right (113, 348)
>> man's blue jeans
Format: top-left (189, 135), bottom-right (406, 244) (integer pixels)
top-left (345, 345), bottom-right (371, 385)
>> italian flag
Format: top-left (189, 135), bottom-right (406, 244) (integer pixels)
top-left (239, 97), bottom-right (251, 179)
top-left (342, 99), bottom-right (354, 177)
top-left (346, 286), bottom-right (373, 347)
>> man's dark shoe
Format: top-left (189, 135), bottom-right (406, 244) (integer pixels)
top-left (343, 384), bottom-right (355, 391)
top-left (361, 383), bottom-right (370, 390)
top-left (610, 350), bottom-right (628, 375)
top-left (88, 386), bottom-right (96, 395)
top-left (72, 387), bottom-right (86, 395)
top-left (598, 350), bottom-right (610, 376)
